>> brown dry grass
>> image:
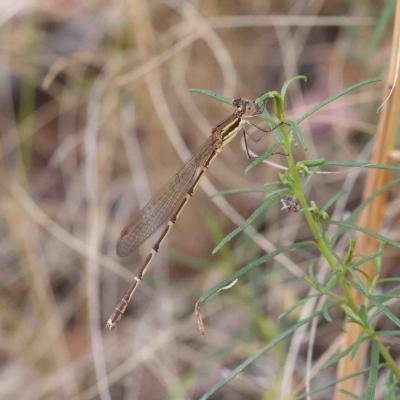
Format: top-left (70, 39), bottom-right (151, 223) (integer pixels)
top-left (0, 1), bottom-right (397, 399)
top-left (336, 1), bottom-right (400, 397)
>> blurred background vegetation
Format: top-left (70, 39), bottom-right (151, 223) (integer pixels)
top-left (0, 1), bottom-right (397, 399)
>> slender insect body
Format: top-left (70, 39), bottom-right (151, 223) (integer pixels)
top-left (107, 98), bottom-right (273, 330)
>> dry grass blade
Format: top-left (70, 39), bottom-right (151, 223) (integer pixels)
top-left (335, 2), bottom-right (400, 398)
top-left (0, 2), bottom-right (396, 399)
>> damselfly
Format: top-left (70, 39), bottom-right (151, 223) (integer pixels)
top-left (106, 96), bottom-right (280, 329)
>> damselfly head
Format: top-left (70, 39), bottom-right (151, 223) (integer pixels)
top-left (231, 98), bottom-right (256, 116)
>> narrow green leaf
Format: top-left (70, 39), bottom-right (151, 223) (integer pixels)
top-left (302, 158), bottom-right (326, 168)
top-left (366, 342), bottom-right (379, 400)
top-left (322, 190), bottom-right (348, 212)
top-left (369, 0), bottom-right (396, 54)
top-left (350, 267), bottom-right (373, 287)
top-left (199, 308), bottom-right (330, 400)
top-left (271, 127), bottom-right (283, 143)
top-left (293, 368), bottom-right (370, 400)
top-left (322, 299), bottom-right (332, 322)
top-left (378, 277), bottom-right (400, 283)
top-left (316, 221), bottom-right (324, 240)
top-left (350, 331), bottom-right (366, 361)
top-left (189, 88), bottom-right (231, 104)
top-left (279, 293), bottom-right (319, 320)
top-left (260, 105), bottom-right (273, 121)
top-left (327, 246), bottom-right (344, 267)
top-left (374, 242), bottom-right (384, 278)
top-left (305, 262), bottom-right (323, 290)
top-left (245, 142), bottom-right (283, 172)
top-left (296, 78), bottom-right (381, 125)
top-left (343, 237), bottom-right (356, 268)
top-left (303, 166), bottom-right (320, 188)
top-left (273, 95), bottom-right (285, 122)
top-left (330, 178), bottom-right (400, 247)
top-left (256, 113), bottom-right (281, 134)
top-left (346, 277), bottom-right (400, 328)
top-left (376, 293), bottom-right (400, 299)
top-left (254, 91), bottom-right (279, 106)
top-left (323, 220), bottom-right (400, 250)
top-left (354, 261), bottom-right (370, 284)
top-left (368, 292), bottom-right (398, 322)
top-left (301, 275), bottom-right (321, 291)
top-left (212, 189), bottom-right (289, 254)
top-left (376, 330), bottom-right (400, 337)
top-left (199, 241), bottom-right (315, 305)
top-left (322, 161), bottom-right (400, 172)
top-left (323, 269), bottom-right (338, 283)
top-left (340, 319), bottom-right (350, 333)
top-left (281, 75), bottom-right (307, 102)
top-left (384, 371), bottom-right (400, 400)
top-left (324, 273), bottom-right (340, 293)
top-left (348, 250), bottom-right (384, 270)
top-left (360, 305), bottom-right (368, 326)
top-left (285, 119), bottom-right (308, 151)
top-left (339, 390), bottom-right (365, 400)
top-left (210, 188), bottom-right (269, 198)
top-left (309, 261), bottom-right (317, 280)
top-left (324, 337), bottom-right (369, 369)
top-left (263, 180), bottom-right (282, 188)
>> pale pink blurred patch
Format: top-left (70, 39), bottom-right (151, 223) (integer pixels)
top-left (301, 84), bottom-right (362, 136)
top-left (0, 0), bottom-right (84, 22)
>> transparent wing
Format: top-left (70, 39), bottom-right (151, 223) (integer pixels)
top-left (116, 137), bottom-right (214, 257)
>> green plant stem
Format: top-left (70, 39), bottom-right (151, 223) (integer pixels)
top-left (280, 122), bottom-right (400, 383)
top-left (281, 122), bottom-right (365, 312)
top-left (280, 127), bottom-right (337, 272)
top-left (363, 326), bottom-right (400, 382)
top-left (376, 340), bottom-right (400, 381)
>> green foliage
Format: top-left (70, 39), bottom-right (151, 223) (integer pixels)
top-left (245, 142), bottom-right (283, 172)
top-left (324, 336), bottom-right (369, 369)
top-left (384, 372), bottom-right (400, 400)
top-left (369, 0), bottom-right (397, 54)
top-left (366, 342), bottom-right (380, 400)
top-left (200, 308), bottom-right (330, 400)
top-left (285, 119), bottom-right (308, 150)
top-left (350, 331), bottom-right (366, 361)
top-left (293, 369), bottom-right (370, 400)
top-left (197, 241), bottom-right (314, 307)
top-left (210, 187), bottom-right (271, 198)
top-left (339, 389), bottom-right (365, 400)
top-left (280, 75), bottom-right (307, 102)
top-left (322, 189), bottom-right (348, 212)
top-left (279, 293), bottom-right (319, 319)
top-left (295, 77), bottom-right (381, 125)
top-left (212, 188), bottom-right (289, 254)
top-left (189, 88), bottom-right (231, 104)
top-left (343, 236), bottom-right (356, 268)
top-left (191, 75), bottom-right (400, 398)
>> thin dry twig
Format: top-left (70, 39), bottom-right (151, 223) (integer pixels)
top-left (208, 15), bottom-right (375, 29)
top-left (84, 75), bottom-right (112, 400)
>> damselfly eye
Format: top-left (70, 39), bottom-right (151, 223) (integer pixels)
top-left (245, 101), bottom-right (255, 114)
top-left (231, 98), bottom-right (241, 108)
